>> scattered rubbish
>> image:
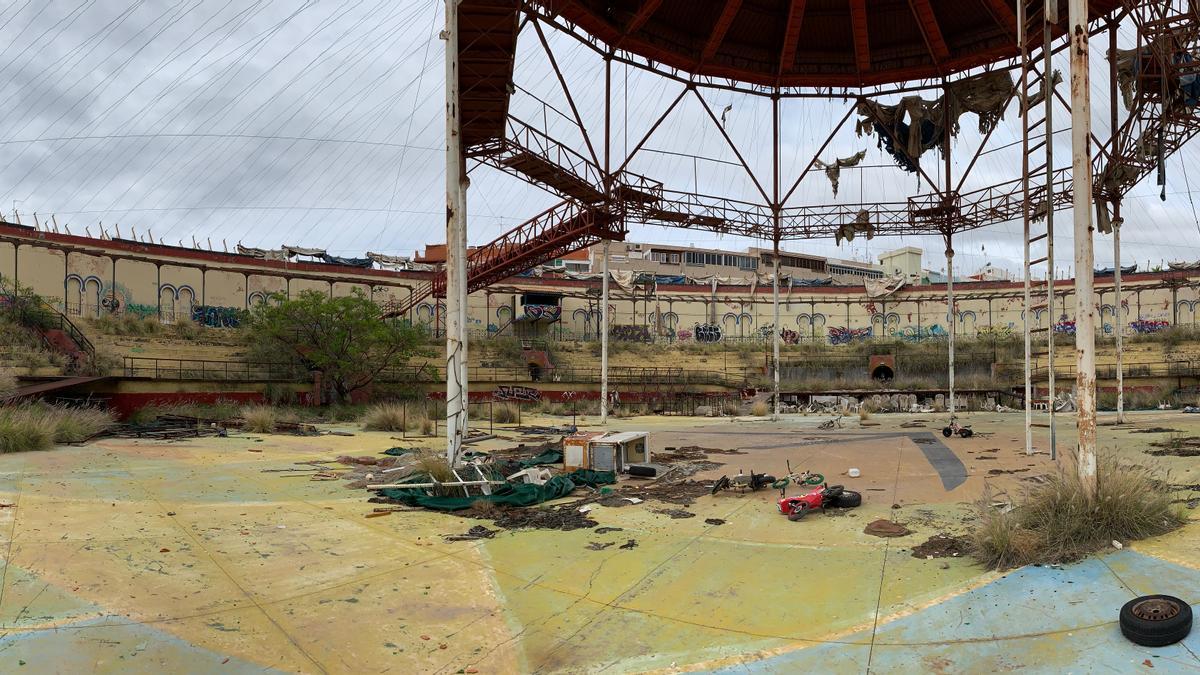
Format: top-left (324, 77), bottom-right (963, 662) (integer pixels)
top-left (444, 525), bottom-right (497, 541)
top-left (166, 511), bottom-right (175, 516)
top-left (619, 539), bottom-right (638, 550)
top-left (594, 527), bottom-right (623, 534)
top-left (911, 534), bottom-right (969, 559)
top-left (578, 504), bottom-right (596, 514)
top-left (1132, 427), bottom-right (1182, 434)
top-left (586, 541), bottom-right (614, 551)
top-left (704, 518), bottom-right (726, 526)
top-left (1147, 437), bottom-right (1200, 457)
top-left (848, 468), bottom-right (861, 478)
top-left (623, 497), bottom-right (643, 504)
top-left (247, 448), bottom-right (262, 453)
top-left (159, 548), bottom-right (170, 553)
top-left (986, 468), bottom-right (1030, 476)
top-left (864, 519), bottom-right (912, 537)
top-left (653, 508), bottom-right (695, 519)
top-left (1113, 540), bottom-right (1124, 549)
top-left (899, 420), bottom-right (926, 428)
top-left (364, 511), bottom-right (391, 519)
top-left (712, 469), bottom-right (776, 496)
top-left (507, 467), bottom-right (553, 486)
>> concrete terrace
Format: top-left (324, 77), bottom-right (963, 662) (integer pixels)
top-left (0, 411), bottom-right (1197, 673)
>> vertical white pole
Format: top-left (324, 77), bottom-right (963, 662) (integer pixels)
top-left (1114, 220), bottom-right (1125, 423)
top-left (1019, 0), bottom-right (1033, 455)
top-left (946, 244), bottom-right (955, 415)
top-left (600, 240), bottom-right (610, 424)
top-left (1069, 0), bottom-right (1097, 496)
top-left (444, 0), bottom-right (468, 466)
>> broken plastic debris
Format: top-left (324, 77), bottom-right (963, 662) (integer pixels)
top-left (1112, 540), bottom-right (1123, 549)
top-left (848, 468), bottom-right (861, 478)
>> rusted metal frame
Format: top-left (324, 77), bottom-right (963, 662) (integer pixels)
top-left (980, 0), bottom-right (1020, 42)
top-left (1109, 18), bottom-right (1126, 424)
top-left (908, 0), bottom-right (950, 71)
top-left (610, 85), bottom-right (689, 177)
top-left (848, 0), bottom-right (871, 76)
top-left (953, 86), bottom-right (1021, 194)
top-left (701, 0), bottom-right (743, 65)
top-left (771, 90), bottom-right (782, 420)
top-left (618, 0), bottom-right (665, 47)
top-left (529, 17), bottom-right (602, 171)
top-left (1050, 84), bottom-right (1114, 167)
top-left (690, 87), bottom-right (773, 205)
top-left (780, 103), bottom-right (857, 206)
top-left (521, 4), bottom-right (953, 99)
top-left (777, 0), bottom-right (809, 76)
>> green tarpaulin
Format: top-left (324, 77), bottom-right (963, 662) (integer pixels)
top-left (518, 448), bottom-right (563, 467)
top-left (377, 474), bottom-right (578, 511)
top-left (565, 469), bottom-right (616, 487)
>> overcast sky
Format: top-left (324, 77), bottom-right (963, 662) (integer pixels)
top-left (2, 1), bottom-right (1199, 276)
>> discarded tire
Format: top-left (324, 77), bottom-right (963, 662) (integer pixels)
top-left (1119, 595), bottom-right (1192, 647)
top-left (627, 464), bottom-right (657, 477)
top-left (836, 490), bottom-right (862, 508)
top-left (823, 484), bottom-right (844, 499)
top-left (787, 504), bottom-right (809, 521)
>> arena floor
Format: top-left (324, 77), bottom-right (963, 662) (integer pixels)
top-left (0, 411), bottom-right (1197, 673)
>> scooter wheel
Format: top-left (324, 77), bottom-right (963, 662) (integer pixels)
top-left (942, 427), bottom-right (953, 438)
top-left (787, 504), bottom-right (809, 521)
top-left (961, 428), bottom-right (974, 438)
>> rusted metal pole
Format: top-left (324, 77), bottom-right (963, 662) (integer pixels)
top-left (946, 238), bottom-right (956, 415)
top-left (1019, 0), bottom-right (1033, 455)
top-left (1109, 21), bottom-right (1125, 425)
top-left (772, 91), bottom-right (781, 421)
top-left (1069, 0), bottom-right (1097, 496)
top-left (444, 0), bottom-right (469, 466)
top-left (600, 54), bottom-right (611, 425)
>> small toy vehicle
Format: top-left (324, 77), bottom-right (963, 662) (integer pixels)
top-left (777, 484), bottom-right (862, 521)
top-left (771, 460), bottom-right (825, 490)
top-left (712, 469), bottom-right (776, 496)
top-left (942, 415), bottom-right (974, 438)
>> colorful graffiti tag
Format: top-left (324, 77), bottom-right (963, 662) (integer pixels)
top-left (493, 385), bottom-right (540, 402)
top-left (897, 325), bottom-right (947, 342)
top-left (1053, 320), bottom-right (1076, 335)
top-left (829, 326), bottom-right (871, 344)
top-left (1131, 319), bottom-right (1170, 333)
top-left (191, 305), bottom-right (247, 328)
top-left (780, 328), bottom-right (800, 344)
top-left (674, 329), bottom-right (693, 342)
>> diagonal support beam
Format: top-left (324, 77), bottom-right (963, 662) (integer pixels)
top-left (908, 0), bottom-right (950, 67)
top-left (625, 0), bottom-right (664, 35)
top-left (777, 0), bottom-right (808, 75)
top-left (701, 0), bottom-right (743, 65)
top-left (980, 0), bottom-right (1018, 41)
top-left (849, 0), bottom-right (871, 76)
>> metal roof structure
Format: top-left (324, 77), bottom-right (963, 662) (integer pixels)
top-left (540, 0), bottom-right (1123, 88)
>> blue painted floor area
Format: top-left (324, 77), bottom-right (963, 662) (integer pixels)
top-left (709, 550), bottom-right (1200, 674)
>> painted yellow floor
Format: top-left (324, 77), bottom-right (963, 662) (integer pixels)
top-left (0, 411), bottom-right (1196, 673)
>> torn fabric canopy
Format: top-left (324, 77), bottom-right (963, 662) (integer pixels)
top-left (814, 150), bottom-right (867, 197)
top-left (236, 244), bottom-right (288, 261)
top-left (284, 245), bottom-right (327, 257)
top-left (835, 209), bottom-right (874, 246)
top-left (864, 274), bottom-right (906, 298)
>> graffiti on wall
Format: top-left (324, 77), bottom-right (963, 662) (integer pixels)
top-left (780, 328), bottom-right (800, 344)
top-left (191, 305), bottom-right (247, 328)
top-left (1131, 319), bottom-right (1169, 333)
top-left (897, 325), bottom-right (947, 342)
top-left (976, 324), bottom-right (1015, 339)
top-left (523, 304), bottom-right (561, 321)
top-left (493, 385), bottom-right (540, 402)
top-left (1053, 319), bottom-right (1076, 334)
top-left (829, 326), bottom-right (871, 344)
top-left (693, 323), bottom-right (723, 343)
top-left (610, 324), bottom-right (652, 342)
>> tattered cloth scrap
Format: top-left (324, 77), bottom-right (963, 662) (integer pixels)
top-left (609, 269), bottom-right (637, 291)
top-left (856, 70), bottom-right (1012, 172)
top-left (367, 251), bottom-right (411, 268)
top-left (236, 244), bottom-right (288, 261)
top-left (1094, 265), bottom-right (1137, 275)
top-left (835, 209), bottom-right (874, 246)
top-left (1021, 70), bottom-right (1062, 115)
top-left (814, 150), bottom-right (867, 196)
top-left (377, 474), bottom-right (578, 511)
top-left (864, 273), bottom-right (906, 299)
top-left (1169, 261), bottom-right (1200, 271)
top-left (320, 254), bottom-right (373, 268)
top-left (284, 245), bottom-right (327, 257)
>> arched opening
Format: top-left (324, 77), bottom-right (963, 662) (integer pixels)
top-left (872, 364), bottom-right (894, 382)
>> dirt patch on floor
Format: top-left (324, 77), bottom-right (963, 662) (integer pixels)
top-left (987, 468), bottom-right (1030, 475)
top-left (911, 534), bottom-right (970, 559)
top-left (865, 519), bottom-right (912, 537)
top-left (1132, 427), bottom-right (1182, 434)
top-left (704, 518), bottom-right (726, 525)
top-left (655, 445), bottom-right (745, 463)
top-left (471, 506), bottom-right (598, 531)
top-left (653, 508), bottom-right (696, 519)
top-left (1147, 437), bottom-right (1200, 456)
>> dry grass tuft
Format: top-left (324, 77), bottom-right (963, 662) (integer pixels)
top-left (970, 453), bottom-right (1186, 569)
top-left (240, 405), bottom-right (277, 433)
top-left (750, 401), bottom-right (769, 417)
top-left (0, 369), bottom-right (17, 397)
top-left (0, 404), bottom-right (115, 453)
top-left (492, 403), bottom-right (519, 424)
top-left (361, 403), bottom-right (406, 432)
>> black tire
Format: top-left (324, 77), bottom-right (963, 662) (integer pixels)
top-left (823, 485), bottom-right (844, 499)
top-left (1119, 595), bottom-right (1192, 647)
top-left (835, 490), bottom-right (862, 508)
top-left (711, 476), bottom-right (731, 496)
top-left (942, 427), bottom-right (953, 437)
top-left (961, 428), bottom-right (974, 438)
top-left (787, 504), bottom-right (809, 521)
